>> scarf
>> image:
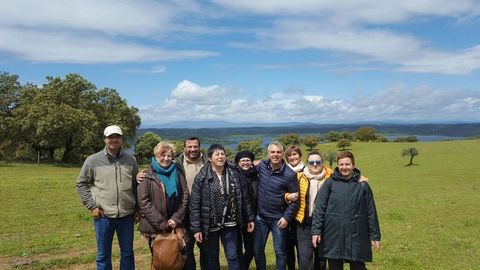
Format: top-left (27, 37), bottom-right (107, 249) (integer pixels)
top-left (151, 157), bottom-right (178, 198)
top-left (304, 166), bottom-right (327, 217)
top-left (238, 166), bottom-right (257, 180)
top-left (288, 161), bottom-right (305, 173)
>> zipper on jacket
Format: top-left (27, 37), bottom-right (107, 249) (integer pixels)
top-left (156, 178), bottom-right (168, 216)
top-left (115, 162), bottom-right (120, 217)
top-left (161, 182), bottom-right (167, 216)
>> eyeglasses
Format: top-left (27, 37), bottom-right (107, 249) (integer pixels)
top-left (308, 160), bottom-right (323, 166)
top-left (239, 159), bottom-right (252, 164)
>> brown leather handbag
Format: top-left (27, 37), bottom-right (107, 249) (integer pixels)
top-left (151, 227), bottom-right (187, 270)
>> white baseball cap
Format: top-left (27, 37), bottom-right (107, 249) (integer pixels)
top-left (104, 125), bottom-right (123, 137)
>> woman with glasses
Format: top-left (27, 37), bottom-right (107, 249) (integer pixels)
top-left (293, 150), bottom-right (332, 270)
top-left (311, 151), bottom-right (381, 270)
top-left (190, 144), bottom-right (255, 270)
top-left (234, 150), bottom-right (258, 270)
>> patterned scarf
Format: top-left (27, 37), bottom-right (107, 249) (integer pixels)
top-left (151, 157), bottom-right (178, 198)
top-left (304, 166), bottom-right (326, 217)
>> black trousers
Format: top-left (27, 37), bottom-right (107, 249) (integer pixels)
top-left (328, 259), bottom-right (367, 270)
top-left (296, 222), bottom-right (326, 270)
top-left (286, 222), bottom-right (298, 270)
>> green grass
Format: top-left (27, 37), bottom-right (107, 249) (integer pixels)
top-left (1, 139), bottom-right (479, 269)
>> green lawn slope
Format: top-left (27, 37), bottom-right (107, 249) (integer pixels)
top-left (0, 139), bottom-right (479, 269)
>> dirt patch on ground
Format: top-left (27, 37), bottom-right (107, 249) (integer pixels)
top-left (0, 239), bottom-right (152, 270)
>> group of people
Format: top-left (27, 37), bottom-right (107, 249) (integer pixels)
top-left (76, 125), bottom-right (381, 270)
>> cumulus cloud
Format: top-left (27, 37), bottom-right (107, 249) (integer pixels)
top-left (140, 80), bottom-right (480, 124)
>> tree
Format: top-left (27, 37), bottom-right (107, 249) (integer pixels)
top-left (225, 147), bottom-right (235, 161)
top-left (324, 131), bottom-right (342, 142)
top-left (0, 72), bottom-right (24, 159)
top-left (303, 135), bottom-right (319, 150)
top-left (376, 134), bottom-right (388, 142)
top-left (355, 126), bottom-right (377, 142)
top-left (11, 73), bottom-right (141, 162)
top-left (402, 147), bottom-right (419, 166)
top-left (341, 131), bottom-right (355, 140)
top-left (277, 133), bottom-right (301, 147)
top-left (0, 71), bottom-right (22, 117)
top-left (237, 139), bottom-right (264, 159)
top-left (337, 139), bottom-right (351, 150)
top-left (171, 140), bottom-right (185, 155)
top-left (135, 132), bottom-right (161, 164)
top-left (324, 150), bottom-right (337, 168)
top-left (394, 135), bottom-right (418, 142)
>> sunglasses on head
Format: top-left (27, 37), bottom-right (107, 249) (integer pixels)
top-left (308, 160), bottom-right (322, 166)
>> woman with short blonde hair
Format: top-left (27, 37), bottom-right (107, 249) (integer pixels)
top-left (137, 140), bottom-right (189, 266)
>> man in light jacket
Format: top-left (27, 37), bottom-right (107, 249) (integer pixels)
top-left (76, 125), bottom-right (138, 270)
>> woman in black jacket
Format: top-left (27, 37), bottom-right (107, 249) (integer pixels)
top-left (234, 150), bottom-right (258, 270)
top-left (311, 151), bottom-right (381, 270)
top-left (190, 144), bottom-right (255, 270)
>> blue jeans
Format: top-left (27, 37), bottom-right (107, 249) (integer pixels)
top-left (201, 227), bottom-right (241, 270)
top-left (93, 214), bottom-right (135, 270)
top-left (254, 215), bottom-right (288, 270)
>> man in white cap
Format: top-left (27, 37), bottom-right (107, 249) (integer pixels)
top-left (76, 125), bottom-right (138, 270)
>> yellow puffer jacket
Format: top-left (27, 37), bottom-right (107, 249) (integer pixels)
top-left (294, 166), bottom-right (333, 223)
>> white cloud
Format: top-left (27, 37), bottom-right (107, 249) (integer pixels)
top-left (443, 97), bottom-right (480, 112)
top-left (0, 26), bottom-right (216, 63)
top-left (140, 80), bottom-right (480, 124)
top-left (123, 65), bottom-right (167, 74)
top-left (211, 0), bottom-right (480, 24)
top-left (0, 0), bottom-right (174, 36)
top-left (215, 1), bottom-right (480, 74)
top-left (171, 80), bottom-right (233, 105)
top-left (244, 19), bottom-right (480, 75)
top-left (2, 0), bottom-right (480, 73)
top-left (0, 0), bottom-right (216, 63)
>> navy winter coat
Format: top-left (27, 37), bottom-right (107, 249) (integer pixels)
top-left (311, 168), bottom-right (381, 262)
top-left (256, 160), bottom-right (299, 221)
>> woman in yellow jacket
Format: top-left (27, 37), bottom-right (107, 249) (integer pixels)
top-left (287, 150), bottom-right (332, 270)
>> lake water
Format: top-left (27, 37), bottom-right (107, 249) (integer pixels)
top-left (220, 135), bottom-right (465, 149)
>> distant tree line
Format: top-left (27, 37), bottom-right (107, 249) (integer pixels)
top-left (134, 126), bottom-right (420, 164)
top-left (0, 71), bottom-right (140, 163)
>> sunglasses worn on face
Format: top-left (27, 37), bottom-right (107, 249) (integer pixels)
top-left (308, 160), bottom-right (322, 166)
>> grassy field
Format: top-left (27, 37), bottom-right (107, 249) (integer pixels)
top-left (1, 139), bottom-right (479, 269)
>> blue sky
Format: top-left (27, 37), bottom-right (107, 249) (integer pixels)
top-left (1, 0), bottom-right (480, 126)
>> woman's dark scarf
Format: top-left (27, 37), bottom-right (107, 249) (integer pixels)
top-left (151, 156), bottom-right (178, 198)
top-left (239, 166), bottom-right (257, 179)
